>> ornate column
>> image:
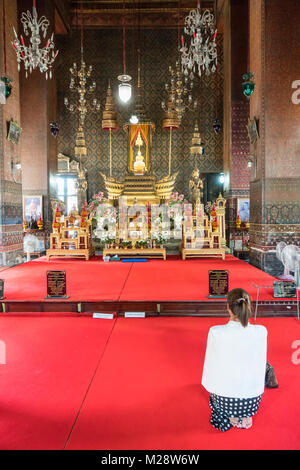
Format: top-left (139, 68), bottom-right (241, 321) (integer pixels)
top-left (18, 0), bottom-right (58, 232)
top-left (0, 0), bottom-right (23, 266)
top-left (222, 0), bottom-right (250, 248)
top-left (249, 0), bottom-right (300, 275)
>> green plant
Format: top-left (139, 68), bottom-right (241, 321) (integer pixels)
top-left (154, 234), bottom-right (166, 245)
top-left (104, 237), bottom-right (114, 246)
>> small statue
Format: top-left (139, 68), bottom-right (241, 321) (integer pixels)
top-left (28, 217), bottom-right (38, 230)
top-left (133, 131), bottom-right (146, 175)
top-left (133, 150), bottom-right (146, 175)
top-left (189, 167), bottom-right (204, 206)
top-left (236, 213), bottom-right (242, 229)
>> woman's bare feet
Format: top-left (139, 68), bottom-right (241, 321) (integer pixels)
top-left (229, 417), bottom-right (252, 429)
top-left (229, 417), bottom-right (239, 427)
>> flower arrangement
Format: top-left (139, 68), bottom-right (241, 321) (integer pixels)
top-left (205, 201), bottom-right (213, 216)
top-left (168, 192), bottom-right (189, 208)
top-left (153, 233), bottom-right (166, 246)
top-left (135, 240), bottom-right (148, 249)
top-left (167, 192), bottom-right (191, 226)
top-left (87, 192), bottom-right (109, 219)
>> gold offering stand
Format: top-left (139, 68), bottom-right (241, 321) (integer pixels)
top-left (181, 194), bottom-right (227, 260)
top-left (46, 205), bottom-right (94, 261)
top-left (102, 209), bottom-right (166, 260)
top-left (102, 247), bottom-right (166, 260)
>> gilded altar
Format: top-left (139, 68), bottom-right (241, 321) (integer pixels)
top-left (101, 121), bottom-right (178, 205)
top-left (46, 203), bottom-right (94, 261)
top-left (181, 194), bottom-right (227, 260)
top-left (100, 53), bottom-right (178, 205)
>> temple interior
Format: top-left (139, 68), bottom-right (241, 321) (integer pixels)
top-left (0, 0), bottom-right (299, 273)
top-left (0, 0), bottom-right (300, 452)
top-left (1, 0), bottom-right (300, 274)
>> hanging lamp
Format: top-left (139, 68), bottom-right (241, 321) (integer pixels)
top-left (12, 0), bottom-right (58, 79)
top-left (118, 0), bottom-right (132, 103)
top-left (242, 72), bottom-right (255, 99)
top-left (0, 0), bottom-right (12, 103)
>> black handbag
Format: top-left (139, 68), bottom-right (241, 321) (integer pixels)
top-left (265, 362), bottom-right (279, 388)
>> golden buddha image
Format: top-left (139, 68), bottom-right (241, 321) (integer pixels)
top-left (133, 131), bottom-right (146, 175)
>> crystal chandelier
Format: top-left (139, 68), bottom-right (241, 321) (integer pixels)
top-left (12, 0), bottom-right (58, 79)
top-left (161, 59), bottom-right (197, 123)
top-left (180, 1), bottom-right (217, 80)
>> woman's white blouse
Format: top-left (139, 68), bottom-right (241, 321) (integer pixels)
top-left (201, 321), bottom-right (267, 399)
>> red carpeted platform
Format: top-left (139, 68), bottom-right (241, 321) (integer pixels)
top-left (119, 255), bottom-right (279, 302)
top-left (65, 317), bottom-right (300, 450)
top-left (0, 255), bottom-right (286, 304)
top-left (0, 257), bottom-right (133, 302)
top-left (0, 316), bottom-right (116, 450)
top-left (0, 316), bottom-right (299, 450)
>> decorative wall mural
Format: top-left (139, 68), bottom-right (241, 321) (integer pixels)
top-left (56, 29), bottom-right (224, 201)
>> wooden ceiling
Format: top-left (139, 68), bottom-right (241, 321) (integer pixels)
top-left (68, 0), bottom-right (220, 29)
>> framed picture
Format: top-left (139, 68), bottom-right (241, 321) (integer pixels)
top-left (237, 198), bottom-right (250, 223)
top-left (246, 118), bottom-right (259, 144)
top-left (7, 120), bottom-right (22, 145)
top-left (23, 195), bottom-right (43, 224)
top-left (273, 281), bottom-right (296, 298)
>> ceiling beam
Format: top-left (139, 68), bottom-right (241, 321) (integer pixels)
top-left (70, 2), bottom-right (216, 29)
top-left (54, 0), bottom-right (71, 33)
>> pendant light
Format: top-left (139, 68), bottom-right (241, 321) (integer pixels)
top-left (1, 0), bottom-right (12, 103)
top-left (118, 0), bottom-right (132, 103)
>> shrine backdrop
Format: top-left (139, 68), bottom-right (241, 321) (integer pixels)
top-left (56, 28), bottom-right (224, 201)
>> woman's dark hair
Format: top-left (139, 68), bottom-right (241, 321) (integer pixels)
top-left (227, 288), bottom-right (251, 327)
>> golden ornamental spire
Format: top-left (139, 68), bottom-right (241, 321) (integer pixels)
top-left (190, 120), bottom-right (204, 155)
top-left (75, 125), bottom-right (87, 159)
top-left (162, 90), bottom-right (180, 130)
top-left (102, 81), bottom-right (118, 131)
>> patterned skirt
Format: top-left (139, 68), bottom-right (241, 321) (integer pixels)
top-left (209, 393), bottom-right (262, 432)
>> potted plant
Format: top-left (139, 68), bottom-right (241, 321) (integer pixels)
top-left (104, 237), bottom-right (114, 249)
top-left (123, 240), bottom-right (132, 249)
top-left (139, 240), bottom-right (147, 249)
top-left (154, 234), bottom-right (166, 248)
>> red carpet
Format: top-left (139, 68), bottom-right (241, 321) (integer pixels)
top-left (0, 257), bottom-right (132, 301)
top-left (65, 317), bottom-right (300, 450)
top-left (0, 255), bottom-right (285, 302)
top-left (119, 255), bottom-right (282, 301)
top-left (0, 316), bottom-right (116, 450)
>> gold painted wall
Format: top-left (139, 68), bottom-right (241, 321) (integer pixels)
top-left (56, 28), bottom-right (224, 200)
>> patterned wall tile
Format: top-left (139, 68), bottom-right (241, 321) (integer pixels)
top-left (56, 29), bottom-right (224, 201)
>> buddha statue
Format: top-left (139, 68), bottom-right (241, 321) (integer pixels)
top-left (133, 131), bottom-right (146, 175)
top-left (189, 167), bottom-right (204, 206)
top-left (133, 150), bottom-right (146, 175)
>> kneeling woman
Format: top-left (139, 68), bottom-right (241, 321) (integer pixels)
top-left (202, 288), bottom-right (267, 431)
